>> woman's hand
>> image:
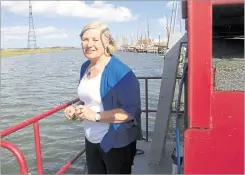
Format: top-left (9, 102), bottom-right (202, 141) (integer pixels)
top-left (75, 105), bottom-right (97, 121)
top-left (64, 106), bottom-right (76, 120)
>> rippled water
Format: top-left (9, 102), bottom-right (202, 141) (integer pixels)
top-left (1, 50), bottom-right (166, 174)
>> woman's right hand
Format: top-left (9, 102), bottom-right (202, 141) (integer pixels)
top-left (64, 106), bottom-right (76, 120)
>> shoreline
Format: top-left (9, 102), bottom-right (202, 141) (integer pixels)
top-left (1, 48), bottom-right (77, 58)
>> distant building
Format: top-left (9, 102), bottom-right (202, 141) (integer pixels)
top-left (136, 39), bottom-right (153, 45)
top-left (136, 39), bottom-right (167, 46)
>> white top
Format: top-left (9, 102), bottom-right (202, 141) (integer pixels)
top-left (77, 72), bottom-right (110, 143)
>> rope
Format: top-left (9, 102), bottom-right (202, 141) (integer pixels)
top-left (175, 62), bottom-right (187, 174)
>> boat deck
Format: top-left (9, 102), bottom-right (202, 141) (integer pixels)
top-left (132, 140), bottom-right (152, 174)
top-left (133, 140), bottom-right (178, 174)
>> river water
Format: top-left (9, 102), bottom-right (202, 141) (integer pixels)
top-left (1, 50), bottom-right (177, 174)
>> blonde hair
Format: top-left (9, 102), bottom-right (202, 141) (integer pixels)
top-left (80, 21), bottom-right (117, 55)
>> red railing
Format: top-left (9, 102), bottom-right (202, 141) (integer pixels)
top-left (0, 98), bottom-right (85, 174)
top-left (1, 76), bottom-right (183, 174)
top-left (1, 140), bottom-right (29, 174)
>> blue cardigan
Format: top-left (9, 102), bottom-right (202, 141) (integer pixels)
top-left (79, 55), bottom-right (142, 152)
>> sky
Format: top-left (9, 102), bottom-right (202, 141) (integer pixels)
top-left (1, 1), bottom-right (185, 48)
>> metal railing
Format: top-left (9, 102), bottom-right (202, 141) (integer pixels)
top-left (0, 98), bottom-right (85, 174)
top-left (137, 76), bottom-right (182, 141)
top-left (137, 76), bottom-right (162, 141)
top-left (0, 76), bottom-right (182, 174)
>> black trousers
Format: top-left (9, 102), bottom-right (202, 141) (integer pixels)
top-left (85, 138), bottom-right (137, 174)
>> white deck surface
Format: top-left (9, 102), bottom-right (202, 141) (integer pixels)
top-left (132, 140), bottom-right (152, 174)
top-left (132, 140), bottom-right (178, 174)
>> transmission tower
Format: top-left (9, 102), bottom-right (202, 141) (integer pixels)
top-left (27, 0), bottom-right (37, 49)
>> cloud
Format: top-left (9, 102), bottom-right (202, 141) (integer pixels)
top-left (166, 1), bottom-right (174, 9)
top-left (157, 15), bottom-right (186, 45)
top-left (43, 34), bottom-right (68, 39)
top-left (158, 16), bottom-right (168, 28)
top-left (158, 15), bottom-right (185, 34)
top-left (1, 1), bottom-right (138, 22)
top-left (1, 26), bottom-right (68, 42)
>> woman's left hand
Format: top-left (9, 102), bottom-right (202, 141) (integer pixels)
top-left (75, 105), bottom-right (97, 121)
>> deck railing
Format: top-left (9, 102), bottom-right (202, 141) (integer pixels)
top-left (137, 76), bottom-right (182, 141)
top-left (137, 76), bottom-right (161, 141)
top-left (0, 76), bottom-right (182, 174)
top-left (0, 98), bottom-right (83, 174)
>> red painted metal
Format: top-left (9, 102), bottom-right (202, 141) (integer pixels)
top-left (0, 98), bottom-right (80, 174)
top-left (184, 0), bottom-right (244, 174)
top-left (56, 147), bottom-right (86, 174)
top-left (57, 162), bottom-right (72, 174)
top-left (212, 0), bottom-right (244, 5)
top-left (185, 92), bottom-right (244, 174)
top-left (1, 98), bottom-right (79, 138)
top-left (33, 122), bottom-right (44, 174)
top-left (187, 0), bottom-right (212, 128)
top-left (1, 140), bottom-right (28, 174)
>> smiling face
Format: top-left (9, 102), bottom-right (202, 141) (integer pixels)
top-left (81, 28), bottom-right (107, 61)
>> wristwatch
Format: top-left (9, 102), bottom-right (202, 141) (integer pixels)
top-left (95, 112), bottom-right (101, 122)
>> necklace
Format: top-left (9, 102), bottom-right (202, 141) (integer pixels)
top-left (86, 58), bottom-right (109, 78)
top-left (86, 66), bottom-right (93, 77)
top-left (87, 71), bottom-right (91, 76)
top-left (87, 67), bottom-right (92, 77)
top-left (86, 64), bottom-right (98, 78)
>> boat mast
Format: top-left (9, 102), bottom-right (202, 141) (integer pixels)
top-left (166, 1), bottom-right (177, 48)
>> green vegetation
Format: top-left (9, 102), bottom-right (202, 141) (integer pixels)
top-left (1, 47), bottom-right (72, 58)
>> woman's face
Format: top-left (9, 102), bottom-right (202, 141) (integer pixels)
top-left (81, 29), bottom-right (106, 60)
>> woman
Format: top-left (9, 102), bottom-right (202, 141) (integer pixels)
top-left (64, 21), bottom-right (142, 174)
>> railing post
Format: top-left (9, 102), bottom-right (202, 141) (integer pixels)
top-left (0, 98), bottom-right (81, 175)
top-left (33, 122), bottom-right (43, 174)
top-left (1, 140), bottom-right (29, 174)
top-left (145, 78), bottom-right (149, 142)
top-left (56, 147), bottom-right (86, 174)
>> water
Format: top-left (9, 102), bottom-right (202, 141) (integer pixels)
top-left (1, 50), bottom-right (166, 174)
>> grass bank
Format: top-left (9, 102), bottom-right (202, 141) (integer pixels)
top-left (1, 48), bottom-right (72, 58)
